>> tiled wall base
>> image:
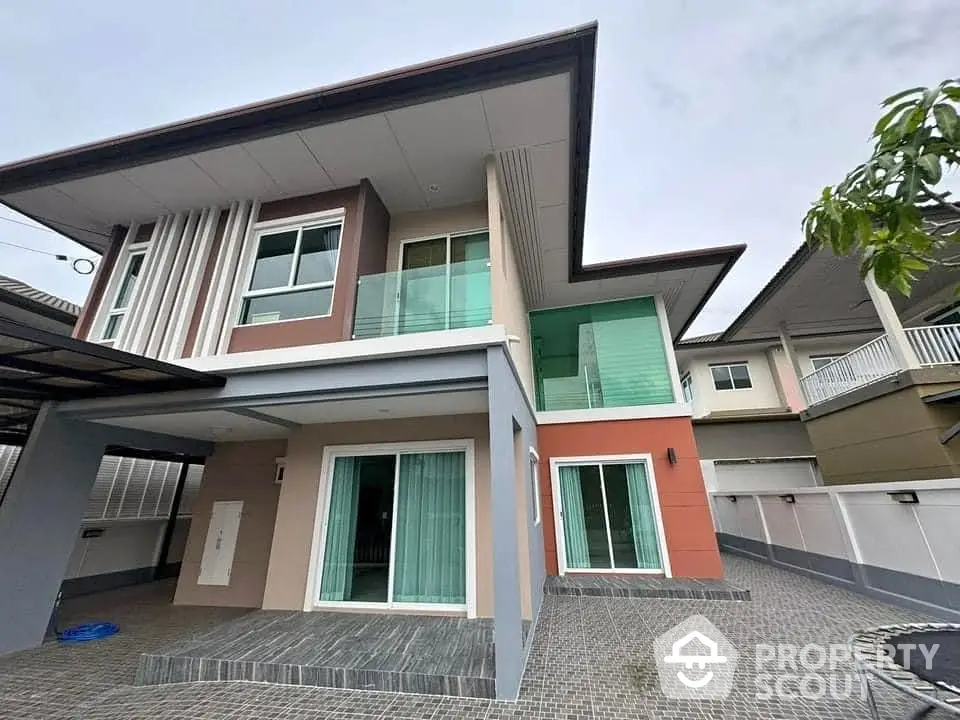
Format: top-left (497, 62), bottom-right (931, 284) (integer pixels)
top-left (136, 609), bottom-right (497, 698)
top-left (716, 532), bottom-right (960, 621)
top-left (544, 573), bottom-right (751, 600)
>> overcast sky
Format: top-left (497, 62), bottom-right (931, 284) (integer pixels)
top-left (0, 0), bottom-right (957, 335)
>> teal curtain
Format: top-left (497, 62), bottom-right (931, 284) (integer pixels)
top-left (558, 466), bottom-right (590, 569)
top-left (319, 457), bottom-right (361, 601)
top-left (393, 452), bottom-right (466, 604)
top-left (624, 463), bottom-right (662, 570)
top-left (450, 233), bottom-right (490, 330)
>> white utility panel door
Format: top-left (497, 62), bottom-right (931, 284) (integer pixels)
top-left (198, 500), bottom-right (243, 586)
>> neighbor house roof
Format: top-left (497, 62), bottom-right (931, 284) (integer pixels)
top-left (0, 274), bottom-right (80, 326)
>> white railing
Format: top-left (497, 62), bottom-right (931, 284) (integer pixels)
top-left (906, 323), bottom-right (960, 365)
top-left (800, 335), bottom-right (898, 406)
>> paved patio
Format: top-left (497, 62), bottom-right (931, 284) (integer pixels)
top-left (0, 555), bottom-right (937, 719)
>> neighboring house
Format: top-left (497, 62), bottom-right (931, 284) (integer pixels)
top-left (0, 274), bottom-right (79, 335)
top-left (678, 238), bottom-right (960, 488)
top-left (0, 24), bottom-right (747, 698)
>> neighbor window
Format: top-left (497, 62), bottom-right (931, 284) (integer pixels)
top-left (239, 221), bottom-right (342, 325)
top-left (529, 297), bottom-right (674, 411)
top-left (681, 373), bottom-right (694, 403)
top-left (101, 251), bottom-right (146, 343)
top-left (710, 362), bottom-right (752, 390)
top-left (810, 355), bottom-right (841, 371)
top-left (931, 307), bottom-right (960, 326)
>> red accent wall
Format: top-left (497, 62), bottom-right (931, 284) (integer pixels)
top-left (536, 417), bottom-right (722, 579)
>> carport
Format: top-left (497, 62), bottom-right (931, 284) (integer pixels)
top-left (0, 318), bottom-right (224, 655)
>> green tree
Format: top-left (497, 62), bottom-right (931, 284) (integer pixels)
top-left (802, 79), bottom-right (960, 295)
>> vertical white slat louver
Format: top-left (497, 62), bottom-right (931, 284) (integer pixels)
top-left (103, 457), bottom-right (135, 519)
top-left (177, 465), bottom-right (205, 517)
top-left (0, 445), bottom-right (22, 500)
top-left (118, 459), bottom-right (153, 518)
top-left (85, 455), bottom-right (121, 519)
top-left (155, 462), bottom-right (177, 517)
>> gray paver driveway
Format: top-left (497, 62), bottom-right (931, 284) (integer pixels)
top-left (0, 555), bottom-right (940, 719)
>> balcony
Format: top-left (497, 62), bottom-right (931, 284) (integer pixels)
top-left (352, 259), bottom-right (492, 339)
top-left (800, 324), bottom-right (960, 406)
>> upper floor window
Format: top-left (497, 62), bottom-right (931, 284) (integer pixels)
top-left (530, 297), bottom-right (674, 412)
top-left (931, 306), bottom-right (960, 326)
top-left (101, 251), bottom-right (146, 343)
top-left (239, 220), bottom-right (342, 325)
top-left (681, 373), bottom-right (694, 403)
top-left (710, 362), bottom-right (752, 391)
top-left (810, 355), bottom-right (841, 371)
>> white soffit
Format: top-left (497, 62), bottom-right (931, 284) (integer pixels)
top-left (256, 389), bottom-right (489, 425)
top-left (2, 72), bottom-right (573, 254)
top-left (91, 409), bottom-right (289, 442)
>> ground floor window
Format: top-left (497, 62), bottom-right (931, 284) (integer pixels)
top-left (316, 447), bottom-right (470, 609)
top-left (554, 457), bottom-right (666, 574)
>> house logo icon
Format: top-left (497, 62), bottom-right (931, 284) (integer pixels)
top-left (653, 615), bottom-right (739, 700)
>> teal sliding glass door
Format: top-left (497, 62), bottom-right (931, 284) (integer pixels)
top-left (556, 461), bottom-right (663, 572)
top-left (318, 448), bottom-right (469, 608)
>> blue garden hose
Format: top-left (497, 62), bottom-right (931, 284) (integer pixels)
top-left (51, 591), bottom-right (119, 643)
top-left (57, 622), bottom-right (119, 643)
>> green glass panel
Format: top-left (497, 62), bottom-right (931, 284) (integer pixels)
top-left (530, 297), bottom-right (674, 411)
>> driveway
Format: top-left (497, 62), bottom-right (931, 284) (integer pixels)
top-left (0, 555), bottom-right (932, 719)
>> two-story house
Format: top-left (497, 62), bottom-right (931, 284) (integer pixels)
top-left (0, 24), bottom-right (746, 698)
top-left (677, 236), bottom-right (960, 491)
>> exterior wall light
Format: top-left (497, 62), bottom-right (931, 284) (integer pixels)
top-left (779, 494), bottom-right (796, 504)
top-left (888, 490), bottom-right (919, 504)
top-left (726, 495), bottom-right (737, 503)
top-left (667, 447), bottom-right (677, 465)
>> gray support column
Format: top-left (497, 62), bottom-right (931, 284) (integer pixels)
top-left (0, 404), bottom-right (107, 654)
top-left (487, 347), bottom-right (524, 700)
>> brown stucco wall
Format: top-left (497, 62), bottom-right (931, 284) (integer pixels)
top-left (218, 183), bottom-right (388, 354)
top-left (806, 382), bottom-right (960, 485)
top-left (261, 415), bottom-right (495, 617)
top-left (693, 418), bottom-right (814, 460)
top-left (174, 439), bottom-right (286, 608)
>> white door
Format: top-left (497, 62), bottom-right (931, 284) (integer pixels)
top-left (198, 500), bottom-right (243, 586)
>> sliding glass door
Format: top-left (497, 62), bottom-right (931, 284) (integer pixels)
top-left (398, 232), bottom-right (490, 334)
top-left (557, 460), bottom-right (664, 573)
top-left (318, 448), bottom-right (468, 608)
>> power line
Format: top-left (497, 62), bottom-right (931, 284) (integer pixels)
top-left (0, 238), bottom-right (64, 257)
top-left (0, 212), bottom-right (114, 239)
top-left (0, 238), bottom-right (97, 275)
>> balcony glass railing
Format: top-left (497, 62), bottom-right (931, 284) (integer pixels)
top-left (352, 259), bottom-right (492, 339)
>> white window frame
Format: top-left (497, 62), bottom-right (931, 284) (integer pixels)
top-left (810, 355), bottom-right (842, 372)
top-left (303, 439), bottom-right (477, 618)
top-left (236, 210), bottom-right (345, 327)
top-left (709, 362), bottom-right (753, 391)
top-left (529, 448), bottom-right (542, 526)
top-left (99, 248), bottom-right (148, 345)
top-left (680, 373), bottom-right (694, 404)
top-left (549, 453), bottom-right (671, 577)
top-left (396, 229), bottom-right (491, 332)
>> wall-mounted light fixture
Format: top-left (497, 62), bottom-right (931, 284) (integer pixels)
top-left (888, 490), bottom-right (919, 504)
top-left (779, 494), bottom-right (796, 504)
top-left (667, 447), bottom-right (677, 465)
top-left (726, 495), bottom-right (737, 503)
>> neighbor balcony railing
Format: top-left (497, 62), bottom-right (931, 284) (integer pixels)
top-left (800, 323), bottom-right (960, 406)
top-left (352, 258), bottom-right (492, 340)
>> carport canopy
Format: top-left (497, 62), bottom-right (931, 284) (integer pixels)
top-left (0, 318), bottom-right (225, 434)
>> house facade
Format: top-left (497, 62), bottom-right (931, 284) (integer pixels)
top-left (678, 238), bottom-right (960, 490)
top-left (0, 24), bottom-right (746, 698)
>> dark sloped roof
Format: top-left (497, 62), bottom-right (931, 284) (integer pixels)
top-left (0, 275), bottom-right (81, 322)
top-left (678, 331), bottom-right (723, 345)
